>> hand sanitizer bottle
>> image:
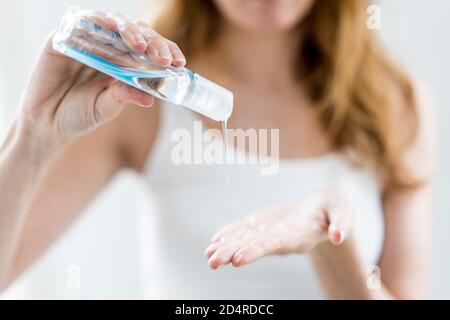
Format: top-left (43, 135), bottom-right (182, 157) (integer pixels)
top-left (53, 8), bottom-right (233, 122)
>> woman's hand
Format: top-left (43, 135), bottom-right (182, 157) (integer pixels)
top-left (205, 191), bottom-right (355, 270)
top-left (18, 10), bottom-right (186, 144)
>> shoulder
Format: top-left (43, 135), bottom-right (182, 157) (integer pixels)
top-left (405, 76), bottom-right (436, 179)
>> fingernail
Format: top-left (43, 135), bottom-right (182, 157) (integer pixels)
top-left (174, 51), bottom-right (186, 63)
top-left (139, 97), bottom-right (154, 107)
top-left (339, 231), bottom-right (345, 243)
top-left (107, 18), bottom-right (117, 28)
top-left (332, 230), bottom-right (343, 245)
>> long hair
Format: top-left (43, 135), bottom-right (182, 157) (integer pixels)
top-left (153, 0), bottom-right (418, 191)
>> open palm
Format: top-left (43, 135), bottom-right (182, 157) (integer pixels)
top-left (205, 191), bottom-right (355, 270)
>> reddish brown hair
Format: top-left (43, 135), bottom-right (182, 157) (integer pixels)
top-left (153, 0), bottom-right (418, 191)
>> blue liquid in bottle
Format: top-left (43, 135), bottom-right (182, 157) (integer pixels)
top-left (53, 9), bottom-right (233, 122)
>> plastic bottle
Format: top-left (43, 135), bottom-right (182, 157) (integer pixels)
top-left (53, 8), bottom-right (233, 122)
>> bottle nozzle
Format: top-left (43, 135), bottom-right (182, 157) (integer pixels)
top-left (184, 74), bottom-right (233, 122)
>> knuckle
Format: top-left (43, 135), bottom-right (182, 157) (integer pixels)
top-left (146, 40), bottom-right (160, 53)
top-left (168, 42), bottom-right (184, 56)
top-left (166, 40), bottom-right (178, 48)
top-left (135, 21), bottom-right (149, 29)
top-left (154, 37), bottom-right (168, 47)
top-left (147, 34), bottom-right (161, 44)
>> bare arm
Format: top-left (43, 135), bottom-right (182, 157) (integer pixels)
top-left (6, 104), bottom-right (160, 286)
top-left (309, 80), bottom-right (435, 299)
top-left (0, 123), bottom-right (62, 289)
top-left (206, 80), bottom-right (435, 300)
top-left (3, 117), bottom-right (124, 287)
top-left (0, 10), bottom-right (184, 292)
top-left (377, 80), bottom-right (435, 299)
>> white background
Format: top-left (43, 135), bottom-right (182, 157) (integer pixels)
top-left (0, 0), bottom-right (449, 299)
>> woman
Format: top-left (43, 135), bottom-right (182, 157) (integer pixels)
top-left (0, 0), bottom-right (434, 299)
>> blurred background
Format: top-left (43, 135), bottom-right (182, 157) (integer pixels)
top-left (0, 0), bottom-right (449, 299)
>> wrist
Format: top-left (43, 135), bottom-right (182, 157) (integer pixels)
top-left (9, 117), bottom-right (67, 165)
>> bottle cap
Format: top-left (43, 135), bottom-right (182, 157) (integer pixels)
top-left (184, 74), bottom-right (233, 122)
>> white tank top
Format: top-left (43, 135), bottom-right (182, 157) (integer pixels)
top-left (136, 102), bottom-right (385, 299)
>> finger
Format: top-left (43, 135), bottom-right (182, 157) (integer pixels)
top-left (67, 35), bottom-right (137, 67)
top-left (210, 204), bottom-right (290, 244)
top-left (108, 13), bottom-right (147, 52)
top-left (135, 21), bottom-right (159, 40)
top-left (325, 194), bottom-right (355, 245)
top-left (46, 30), bottom-right (86, 76)
top-left (205, 241), bottom-right (222, 259)
top-left (212, 225), bottom-right (259, 244)
top-left (205, 232), bottom-right (255, 259)
top-left (211, 221), bottom-right (250, 242)
top-left (232, 234), bottom-right (283, 267)
top-left (208, 237), bottom-right (255, 270)
top-left (94, 80), bottom-right (154, 125)
top-left (167, 40), bottom-right (186, 67)
top-left (111, 82), bottom-right (155, 108)
top-left (82, 10), bottom-right (117, 30)
top-left (146, 37), bottom-right (173, 66)
top-left (136, 22), bottom-right (173, 66)
top-left (211, 212), bottom-right (273, 242)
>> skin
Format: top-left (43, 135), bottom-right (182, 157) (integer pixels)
top-left (0, 2), bottom-right (435, 299)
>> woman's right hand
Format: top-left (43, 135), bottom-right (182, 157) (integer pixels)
top-left (17, 10), bottom-right (186, 145)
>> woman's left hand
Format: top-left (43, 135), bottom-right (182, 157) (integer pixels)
top-left (205, 190), bottom-right (355, 270)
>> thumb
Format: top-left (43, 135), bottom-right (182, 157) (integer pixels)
top-left (95, 81), bottom-right (155, 123)
top-left (325, 193), bottom-right (355, 245)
